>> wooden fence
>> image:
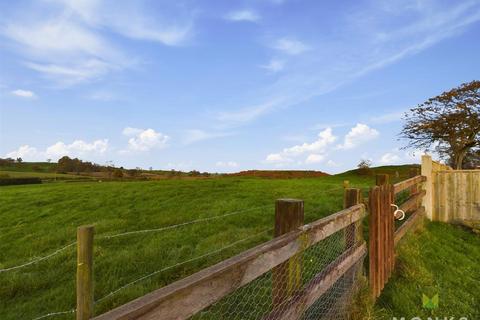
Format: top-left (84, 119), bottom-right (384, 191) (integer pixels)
top-left (369, 173), bottom-right (426, 298)
top-left (92, 202), bottom-right (366, 319)
top-left (81, 174), bottom-right (428, 319)
top-left (422, 155), bottom-right (480, 223)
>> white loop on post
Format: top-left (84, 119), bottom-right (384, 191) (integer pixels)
top-left (390, 204), bottom-right (405, 221)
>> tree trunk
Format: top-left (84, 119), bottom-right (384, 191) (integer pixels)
top-left (455, 150), bottom-right (467, 169)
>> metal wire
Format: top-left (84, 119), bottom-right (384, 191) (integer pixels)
top-left (0, 242), bottom-right (76, 273)
top-left (96, 228), bottom-right (273, 304)
top-left (0, 205), bottom-right (272, 273)
top-left (31, 309), bottom-right (75, 320)
top-left (98, 205), bottom-right (272, 240)
top-left (192, 222), bottom-right (363, 320)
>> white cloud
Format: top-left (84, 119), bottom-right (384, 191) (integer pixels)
top-left (337, 124), bottom-right (379, 149)
top-left (122, 127), bottom-right (144, 136)
top-left (1, 0), bottom-right (193, 85)
top-left (264, 128), bottom-right (336, 166)
top-left (305, 154), bottom-right (324, 164)
top-left (5, 139), bottom-right (109, 161)
top-left (225, 10), bottom-right (260, 22)
top-left (45, 139), bottom-right (108, 158)
top-left (215, 161), bottom-right (239, 168)
top-left (6, 145), bottom-right (39, 159)
top-left (264, 153), bottom-right (293, 164)
top-left (273, 38), bottom-right (309, 55)
top-left (11, 89), bottom-right (36, 98)
top-left (123, 127), bottom-right (169, 151)
top-left (53, 0), bottom-right (193, 46)
top-left (283, 128), bottom-right (337, 156)
top-left (326, 159), bottom-right (340, 167)
top-left (261, 59), bottom-right (285, 72)
top-left (380, 152), bottom-right (401, 164)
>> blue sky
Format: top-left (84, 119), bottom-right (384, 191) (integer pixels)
top-left (1, 0), bottom-right (480, 173)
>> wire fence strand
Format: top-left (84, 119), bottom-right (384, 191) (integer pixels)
top-left (95, 228), bottom-right (273, 304)
top-left (0, 242), bottom-right (76, 273)
top-left (97, 204), bottom-right (272, 240)
top-left (31, 309), bottom-right (75, 320)
top-left (0, 205), bottom-right (272, 273)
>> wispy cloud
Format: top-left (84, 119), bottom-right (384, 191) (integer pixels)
top-left (216, 1), bottom-right (480, 127)
top-left (11, 89), bottom-right (36, 98)
top-left (272, 38), bottom-right (309, 55)
top-left (261, 59), bottom-right (285, 72)
top-left (369, 111), bottom-right (405, 124)
top-left (224, 10), bottom-right (260, 22)
top-left (0, 0), bottom-right (194, 86)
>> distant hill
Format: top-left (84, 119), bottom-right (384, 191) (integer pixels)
top-left (226, 170), bottom-right (330, 179)
top-left (336, 164), bottom-right (420, 180)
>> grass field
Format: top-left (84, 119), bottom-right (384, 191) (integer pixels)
top-left (374, 221), bottom-right (480, 319)
top-left (1, 164), bottom-right (477, 320)
top-left (0, 170), bottom-right (89, 181)
top-left (0, 173), bottom-right (378, 320)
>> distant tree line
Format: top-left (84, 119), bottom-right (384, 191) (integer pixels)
top-left (56, 156), bottom-right (104, 173)
top-left (0, 157), bottom-right (23, 165)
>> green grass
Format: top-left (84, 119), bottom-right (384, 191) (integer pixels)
top-left (5, 164), bottom-right (470, 320)
top-left (0, 173), bottom-right (381, 320)
top-left (0, 162), bottom-right (57, 173)
top-left (0, 170), bottom-right (88, 181)
top-left (373, 221), bottom-right (480, 319)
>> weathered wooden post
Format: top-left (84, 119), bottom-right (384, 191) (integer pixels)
top-left (369, 180), bottom-right (395, 299)
top-left (344, 188), bottom-right (361, 248)
top-left (421, 155), bottom-right (433, 220)
top-left (409, 168), bottom-right (419, 211)
top-left (77, 225), bottom-right (94, 320)
top-left (272, 199), bottom-right (304, 307)
top-left (343, 180), bottom-right (350, 189)
top-left (376, 174), bottom-right (389, 186)
top-left (368, 186), bottom-right (380, 298)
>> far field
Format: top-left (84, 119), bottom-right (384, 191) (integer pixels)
top-left (0, 164), bottom-right (478, 319)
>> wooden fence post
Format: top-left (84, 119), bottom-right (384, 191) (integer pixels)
top-left (344, 188), bottom-right (361, 248)
top-left (409, 168), bottom-right (419, 211)
top-left (376, 174), bottom-right (389, 186)
top-left (343, 180), bottom-right (350, 189)
top-left (368, 187), bottom-right (380, 298)
top-left (77, 225), bottom-right (94, 320)
top-left (421, 155), bottom-right (433, 220)
top-left (369, 183), bottom-right (395, 299)
top-left (272, 199), bottom-right (304, 307)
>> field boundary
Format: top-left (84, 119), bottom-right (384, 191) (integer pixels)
top-left (91, 173), bottom-right (427, 320)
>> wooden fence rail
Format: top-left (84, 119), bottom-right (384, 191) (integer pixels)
top-left (94, 204), bottom-right (366, 320)
top-left (83, 174), bottom-right (428, 319)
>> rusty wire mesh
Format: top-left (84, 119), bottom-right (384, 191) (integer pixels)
top-left (191, 221), bottom-right (365, 320)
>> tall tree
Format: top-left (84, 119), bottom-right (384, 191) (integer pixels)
top-left (401, 80), bottom-right (480, 169)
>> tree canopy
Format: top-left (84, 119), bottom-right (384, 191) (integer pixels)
top-left (402, 80), bottom-right (480, 169)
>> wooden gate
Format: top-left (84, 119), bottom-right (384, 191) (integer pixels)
top-left (368, 183), bottom-right (394, 298)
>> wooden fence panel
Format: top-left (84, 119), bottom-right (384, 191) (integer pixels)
top-left (433, 170), bottom-right (480, 222)
top-left (93, 204), bottom-right (366, 320)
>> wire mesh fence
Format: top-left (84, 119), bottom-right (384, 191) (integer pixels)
top-left (191, 221), bottom-right (364, 320)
